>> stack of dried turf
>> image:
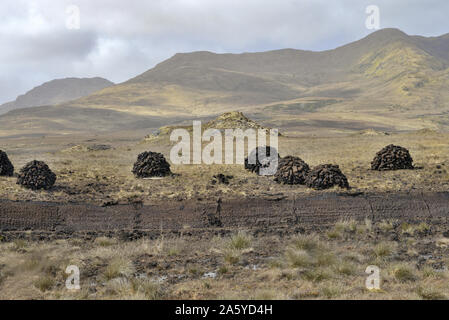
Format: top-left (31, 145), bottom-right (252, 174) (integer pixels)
top-left (0, 150), bottom-right (14, 176)
top-left (305, 164), bottom-right (349, 190)
top-left (244, 146), bottom-right (279, 175)
top-left (211, 173), bottom-right (233, 185)
top-left (274, 156), bottom-right (310, 185)
top-left (132, 151), bottom-right (171, 178)
top-left (17, 160), bottom-right (56, 190)
top-left (371, 144), bottom-right (414, 170)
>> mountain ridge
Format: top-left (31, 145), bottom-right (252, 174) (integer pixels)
top-left (0, 77), bottom-right (114, 115)
top-left (1, 28), bottom-right (449, 137)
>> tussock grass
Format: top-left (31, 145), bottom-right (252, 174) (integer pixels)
top-left (285, 249), bottom-right (313, 268)
top-left (267, 257), bottom-right (285, 269)
top-left (400, 222), bottom-right (414, 234)
top-left (162, 238), bottom-right (186, 257)
top-left (342, 252), bottom-right (364, 263)
top-left (224, 249), bottom-right (241, 265)
top-left (378, 220), bottom-right (395, 232)
top-left (291, 234), bottom-right (322, 252)
top-left (0, 218), bottom-right (448, 300)
top-left (166, 247), bottom-right (181, 256)
top-left (416, 286), bottom-right (446, 300)
top-left (335, 261), bottom-right (357, 276)
top-left (372, 242), bottom-right (395, 259)
top-left (415, 222), bottom-right (430, 233)
top-left (34, 276), bottom-right (55, 292)
top-left (217, 232), bottom-right (252, 266)
top-left (228, 232), bottom-right (252, 250)
top-left (326, 229), bottom-right (342, 240)
top-left (291, 282), bottom-right (320, 299)
top-left (421, 266), bottom-right (446, 279)
top-left (392, 264), bottom-right (417, 282)
top-left (218, 265), bottom-right (229, 275)
top-left (321, 284), bottom-right (343, 299)
top-left (400, 222), bottom-right (431, 235)
top-left (12, 239), bottom-right (28, 252)
top-left (252, 289), bottom-right (283, 300)
top-left (285, 234), bottom-right (336, 269)
top-left (103, 258), bottom-right (135, 281)
top-left (328, 219), bottom-right (372, 239)
top-left (20, 251), bottom-right (62, 274)
top-left (21, 256), bottom-right (42, 271)
top-left (94, 237), bottom-right (117, 247)
top-left (334, 219), bottom-right (357, 234)
top-left (364, 218), bottom-right (373, 233)
top-left (106, 278), bottom-right (163, 300)
top-left (301, 268), bottom-right (333, 283)
top-left (315, 251), bottom-right (337, 267)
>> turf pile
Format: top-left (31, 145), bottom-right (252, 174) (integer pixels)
top-left (371, 144), bottom-right (414, 170)
top-left (17, 160), bottom-right (56, 190)
top-left (211, 174), bottom-right (233, 185)
top-left (244, 146), bottom-right (279, 176)
top-left (274, 156), bottom-right (310, 185)
top-left (132, 151), bottom-right (171, 178)
top-left (305, 164), bottom-right (349, 190)
top-left (0, 150), bottom-right (14, 176)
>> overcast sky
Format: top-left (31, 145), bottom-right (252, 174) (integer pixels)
top-left (1, 0), bottom-right (448, 104)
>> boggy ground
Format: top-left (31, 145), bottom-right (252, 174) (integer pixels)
top-left (1, 128), bottom-right (449, 300)
top-left (0, 219), bottom-right (449, 300)
top-left (0, 129), bottom-right (449, 205)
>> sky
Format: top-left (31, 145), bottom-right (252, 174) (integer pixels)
top-left (1, 0), bottom-right (448, 104)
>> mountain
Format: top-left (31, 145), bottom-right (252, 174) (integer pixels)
top-left (0, 77), bottom-right (114, 115)
top-left (2, 28), bottom-right (449, 137)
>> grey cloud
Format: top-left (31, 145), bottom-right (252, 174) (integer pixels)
top-left (2, 30), bottom-right (97, 61)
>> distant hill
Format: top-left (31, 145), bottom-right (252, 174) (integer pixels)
top-left (80, 28), bottom-right (449, 114)
top-left (0, 77), bottom-right (114, 115)
top-left (2, 28), bottom-right (449, 137)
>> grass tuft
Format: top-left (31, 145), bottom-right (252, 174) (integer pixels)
top-left (379, 220), bottom-right (395, 232)
top-left (335, 261), bottom-right (356, 276)
top-left (373, 242), bottom-right (395, 259)
top-left (224, 249), bottom-right (241, 265)
top-left (34, 276), bottom-right (55, 292)
top-left (94, 237), bottom-right (117, 247)
top-left (393, 265), bottom-right (417, 282)
top-left (416, 286), bottom-right (446, 300)
top-left (285, 249), bottom-right (313, 268)
top-left (291, 234), bottom-right (321, 252)
top-left (103, 258), bottom-right (135, 281)
top-left (321, 284), bottom-right (342, 299)
top-left (228, 232), bottom-right (252, 250)
top-left (301, 268), bottom-right (333, 282)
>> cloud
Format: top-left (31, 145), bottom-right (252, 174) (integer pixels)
top-left (0, 0), bottom-right (448, 104)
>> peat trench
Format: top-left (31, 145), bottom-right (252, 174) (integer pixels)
top-left (0, 192), bottom-right (448, 240)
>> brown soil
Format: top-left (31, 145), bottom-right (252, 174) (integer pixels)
top-left (1, 192), bottom-right (448, 240)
